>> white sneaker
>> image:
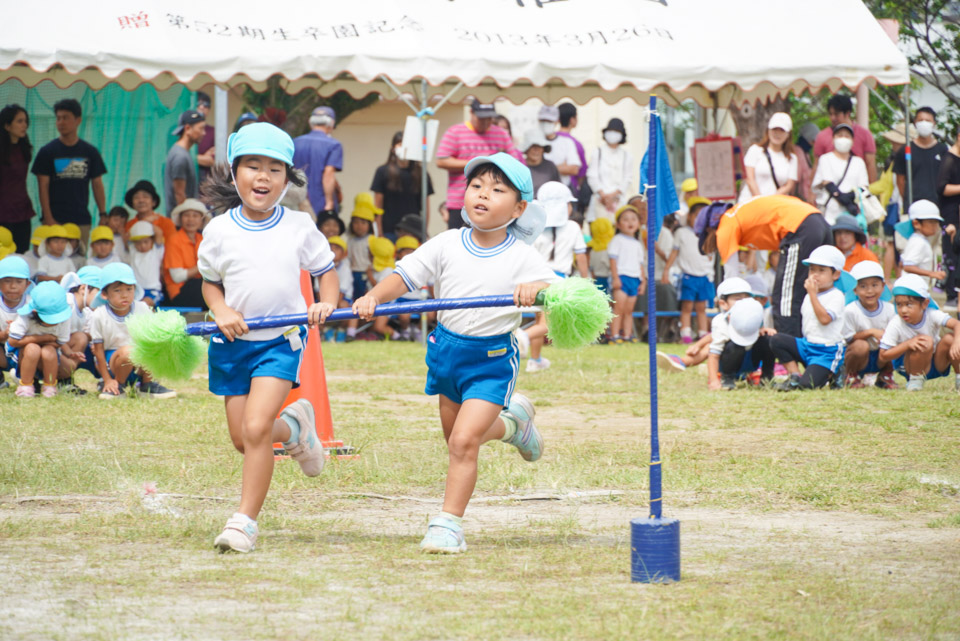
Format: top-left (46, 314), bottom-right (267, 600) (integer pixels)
top-left (280, 400), bottom-right (325, 477)
top-left (514, 328), bottom-right (530, 358)
top-left (906, 374), bottom-right (925, 392)
top-left (525, 357), bottom-right (551, 373)
top-left (214, 515), bottom-right (258, 553)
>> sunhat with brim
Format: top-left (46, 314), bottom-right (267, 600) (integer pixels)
top-left (124, 180), bottom-right (161, 209)
top-left (354, 192), bottom-right (384, 216)
top-left (77, 265), bottom-right (103, 289)
top-left (462, 153), bottom-right (547, 245)
top-left (521, 129), bottom-right (552, 153)
top-left (351, 206), bottom-right (376, 222)
top-left (892, 273), bottom-right (930, 300)
top-left (129, 221), bottom-right (156, 241)
top-left (686, 196), bottom-right (711, 209)
top-left (170, 198), bottom-right (211, 228)
top-left (368, 236), bottom-right (396, 272)
top-left (802, 245), bottom-right (845, 271)
top-left (395, 214), bottom-right (424, 240)
top-left (327, 235), bottom-right (347, 252)
top-left (227, 122), bottom-right (294, 167)
top-left (316, 211), bottom-right (346, 235)
top-left (93, 262), bottom-right (144, 308)
top-left (744, 273), bottom-right (769, 298)
top-left (90, 226), bottom-right (114, 244)
top-left (18, 281), bottom-right (72, 324)
top-left (716, 277), bottom-right (753, 298)
top-left (615, 205), bottom-right (641, 222)
top-left (587, 218), bottom-right (615, 251)
top-left (538, 181), bottom-right (577, 227)
top-left (832, 213), bottom-right (866, 245)
top-left (908, 199), bottom-right (943, 221)
top-left (728, 298), bottom-right (764, 347)
top-left (680, 178), bottom-right (698, 193)
top-left (0, 255), bottom-right (30, 280)
top-left (38, 226), bottom-right (73, 258)
top-left (31, 225), bottom-right (54, 246)
top-left (62, 223), bottom-right (82, 240)
top-left (849, 260), bottom-right (885, 282)
top-left (396, 236), bottom-right (420, 252)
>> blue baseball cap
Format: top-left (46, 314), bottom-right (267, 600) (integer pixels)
top-left (0, 255), bottom-right (30, 280)
top-left (77, 265), bottom-right (103, 289)
top-left (464, 153), bottom-right (534, 201)
top-left (19, 281), bottom-right (72, 324)
top-left (227, 122), bottom-right (295, 166)
top-left (94, 263), bottom-right (143, 308)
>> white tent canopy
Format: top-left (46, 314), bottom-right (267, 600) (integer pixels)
top-left (2, 0), bottom-right (908, 106)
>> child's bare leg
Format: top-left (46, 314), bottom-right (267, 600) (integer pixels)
top-left (683, 342), bottom-right (710, 367)
top-left (57, 355), bottom-right (78, 380)
top-left (694, 300), bottom-right (709, 337)
top-left (68, 331), bottom-right (88, 355)
top-left (39, 345), bottom-right (58, 385)
top-left (109, 346), bottom-right (135, 386)
top-left (372, 315), bottom-right (391, 336)
top-left (440, 397), bottom-right (506, 517)
top-left (904, 345), bottom-right (934, 375)
top-left (621, 296), bottom-right (638, 338)
top-left (934, 334), bottom-right (957, 373)
top-left (527, 312), bottom-right (548, 360)
top-left (17, 344), bottom-right (42, 384)
top-left (610, 289), bottom-right (626, 337)
top-left (679, 300), bottom-right (693, 335)
top-left (844, 339), bottom-right (870, 376)
top-left (398, 313), bottom-right (411, 331)
top-left (235, 376), bottom-right (294, 520)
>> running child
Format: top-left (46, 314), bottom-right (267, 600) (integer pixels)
top-left (7, 281), bottom-right (85, 398)
top-left (878, 273), bottom-right (960, 392)
top-left (771, 246), bottom-right (847, 390)
top-left (354, 152), bottom-right (558, 554)
top-left (841, 260), bottom-right (898, 389)
top-left (198, 123), bottom-right (340, 553)
top-left (608, 204), bottom-right (647, 343)
top-left (0, 255), bottom-right (31, 389)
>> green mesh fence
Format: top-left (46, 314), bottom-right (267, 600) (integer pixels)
top-left (0, 79), bottom-right (193, 229)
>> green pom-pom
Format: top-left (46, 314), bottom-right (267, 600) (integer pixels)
top-left (128, 310), bottom-right (205, 381)
top-left (541, 277), bottom-right (613, 348)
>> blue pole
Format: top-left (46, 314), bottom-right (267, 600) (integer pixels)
top-left (646, 95), bottom-right (662, 520)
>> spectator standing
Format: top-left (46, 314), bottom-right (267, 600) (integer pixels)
top-left (586, 118), bottom-right (633, 222)
top-left (293, 106), bottom-right (343, 215)
top-left (811, 124), bottom-right (869, 225)
top-left (538, 105), bottom-right (582, 189)
top-left (370, 131), bottom-right (434, 239)
top-left (812, 94), bottom-right (877, 183)
top-left (435, 99), bottom-right (522, 229)
top-left (520, 129), bottom-right (560, 196)
top-left (894, 107), bottom-right (948, 212)
top-left (31, 99), bottom-right (107, 245)
top-left (163, 198), bottom-right (209, 308)
top-left (195, 92), bottom-right (217, 185)
top-left (738, 112), bottom-right (798, 203)
top-left (556, 103), bottom-right (588, 199)
top-left (937, 125), bottom-right (960, 305)
top-left (0, 104), bottom-right (35, 252)
top-left (164, 110), bottom-right (205, 214)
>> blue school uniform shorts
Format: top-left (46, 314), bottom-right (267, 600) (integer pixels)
top-left (795, 337), bottom-right (845, 373)
top-left (103, 348), bottom-right (140, 385)
top-left (352, 271), bottom-right (368, 299)
top-left (208, 326), bottom-right (307, 396)
top-left (895, 357), bottom-right (950, 380)
top-left (618, 275), bottom-right (641, 297)
top-left (594, 277), bottom-right (610, 295)
top-left (425, 324), bottom-right (519, 407)
top-left (679, 274), bottom-right (716, 303)
top-left (3, 343), bottom-right (17, 374)
top-left (144, 289), bottom-right (164, 304)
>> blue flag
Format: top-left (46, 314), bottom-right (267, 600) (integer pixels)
top-left (639, 120), bottom-right (679, 242)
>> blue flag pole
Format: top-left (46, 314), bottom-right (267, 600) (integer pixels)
top-left (630, 94), bottom-right (681, 583)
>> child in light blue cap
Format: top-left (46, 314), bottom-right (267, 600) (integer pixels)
top-left (353, 152), bottom-right (558, 554)
top-left (7, 281), bottom-right (86, 398)
top-left (0, 255), bottom-right (32, 389)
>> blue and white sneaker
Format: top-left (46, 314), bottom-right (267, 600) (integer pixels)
top-left (419, 516), bottom-right (467, 554)
top-left (214, 514), bottom-right (258, 553)
top-left (503, 393), bottom-right (542, 462)
top-left (280, 399), bottom-right (325, 477)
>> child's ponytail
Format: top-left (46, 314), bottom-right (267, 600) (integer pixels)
top-left (201, 162), bottom-right (242, 215)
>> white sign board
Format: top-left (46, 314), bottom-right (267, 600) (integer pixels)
top-left (399, 116), bottom-right (440, 163)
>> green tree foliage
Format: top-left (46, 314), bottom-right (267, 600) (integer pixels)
top-left (240, 75), bottom-right (379, 136)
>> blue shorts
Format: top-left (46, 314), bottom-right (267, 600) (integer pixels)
top-left (3, 343), bottom-right (17, 373)
top-left (103, 348), bottom-right (141, 385)
top-left (425, 324), bottom-right (519, 407)
top-left (77, 345), bottom-right (99, 378)
top-left (208, 326), bottom-right (307, 396)
top-left (896, 357), bottom-right (950, 380)
top-left (352, 271), bottom-right (368, 300)
top-left (796, 338), bottom-right (845, 373)
top-left (144, 289), bottom-right (164, 304)
top-left (594, 277), bottom-right (610, 295)
top-left (618, 275), bottom-right (641, 297)
top-left (857, 350), bottom-right (883, 375)
top-left (679, 274), bottom-right (715, 303)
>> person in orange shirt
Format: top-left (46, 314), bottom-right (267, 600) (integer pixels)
top-left (831, 213), bottom-right (879, 272)
top-left (696, 194), bottom-right (831, 337)
top-left (163, 198), bottom-right (209, 308)
top-left (123, 180), bottom-right (177, 244)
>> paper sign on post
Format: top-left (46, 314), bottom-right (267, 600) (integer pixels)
top-left (693, 137), bottom-right (737, 200)
top-left (399, 116), bottom-right (440, 163)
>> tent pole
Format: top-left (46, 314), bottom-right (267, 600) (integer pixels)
top-left (214, 87), bottom-right (228, 170)
top-left (420, 78), bottom-right (430, 344)
top-left (904, 82), bottom-right (913, 208)
top-left (646, 96), bottom-right (662, 521)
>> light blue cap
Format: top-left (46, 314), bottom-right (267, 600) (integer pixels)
top-left (77, 265), bottom-right (103, 289)
top-left (19, 281), bottom-right (72, 324)
top-left (94, 263), bottom-right (144, 308)
top-left (0, 255), bottom-right (30, 280)
top-left (464, 152), bottom-right (535, 201)
top-left (227, 122), bottom-right (294, 166)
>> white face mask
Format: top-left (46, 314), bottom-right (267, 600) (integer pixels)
top-left (394, 144), bottom-right (404, 158)
top-left (604, 130), bottom-right (623, 145)
top-left (916, 121), bottom-right (935, 137)
top-left (833, 137), bottom-right (853, 154)
top-left (539, 122), bottom-right (556, 137)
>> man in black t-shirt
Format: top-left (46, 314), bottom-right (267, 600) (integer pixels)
top-left (370, 155), bottom-right (434, 238)
top-left (31, 99), bottom-right (107, 245)
top-left (893, 106), bottom-right (948, 210)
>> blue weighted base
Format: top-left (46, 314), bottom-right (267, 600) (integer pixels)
top-left (630, 517), bottom-right (681, 583)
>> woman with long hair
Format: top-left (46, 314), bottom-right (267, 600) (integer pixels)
top-left (0, 104), bottom-right (35, 252)
top-left (370, 131), bottom-right (433, 239)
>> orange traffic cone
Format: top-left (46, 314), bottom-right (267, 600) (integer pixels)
top-left (274, 270), bottom-right (355, 458)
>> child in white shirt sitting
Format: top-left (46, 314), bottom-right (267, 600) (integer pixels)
top-left (128, 220), bottom-right (165, 306)
top-left (841, 260), bottom-right (898, 389)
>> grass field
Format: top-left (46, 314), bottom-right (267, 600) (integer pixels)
top-left (1, 340), bottom-right (959, 640)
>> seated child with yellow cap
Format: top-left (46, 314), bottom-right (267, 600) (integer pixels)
top-left (35, 225), bottom-right (75, 283)
top-left (128, 220), bottom-right (165, 306)
top-left (62, 223), bottom-right (86, 271)
top-left (346, 193), bottom-right (377, 302)
top-left (87, 225), bottom-right (123, 268)
top-left (19, 226), bottom-right (49, 278)
top-left (370, 236), bottom-right (421, 341)
top-left (0, 255), bottom-right (32, 389)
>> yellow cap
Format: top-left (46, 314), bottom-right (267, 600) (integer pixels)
top-left (46, 224), bottom-right (69, 239)
top-left (680, 178), bottom-right (698, 193)
top-left (327, 235), bottom-right (347, 252)
top-left (354, 192), bottom-right (384, 215)
top-left (31, 225), bottom-right (54, 245)
top-left (615, 205), bottom-right (640, 222)
top-left (0, 226), bottom-right (13, 259)
top-left (90, 226), bottom-right (114, 244)
top-left (587, 218), bottom-right (615, 251)
top-left (686, 196), bottom-right (711, 209)
top-left (351, 207), bottom-right (376, 222)
top-left (395, 236), bottom-right (420, 252)
top-left (368, 236), bottom-right (396, 272)
top-left (62, 223), bottom-right (82, 240)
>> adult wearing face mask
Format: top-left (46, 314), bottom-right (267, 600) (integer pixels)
top-left (537, 105), bottom-right (581, 190)
top-left (894, 107), bottom-right (948, 212)
top-left (585, 118), bottom-right (633, 222)
top-left (370, 131), bottom-right (434, 240)
top-left (810, 123), bottom-right (869, 224)
top-left (812, 94), bottom-right (878, 183)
